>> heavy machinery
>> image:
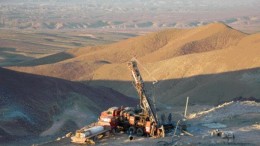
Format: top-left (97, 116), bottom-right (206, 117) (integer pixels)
top-left (71, 107), bottom-right (125, 144)
top-left (71, 106), bottom-right (138, 144)
top-left (127, 59), bottom-right (166, 137)
top-left (71, 125), bottom-right (111, 144)
top-left (71, 59), bottom-right (186, 144)
top-left (98, 107), bottom-right (122, 131)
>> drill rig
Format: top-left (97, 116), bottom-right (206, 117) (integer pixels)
top-left (127, 59), bottom-right (165, 137)
top-left (71, 59), bottom-right (187, 144)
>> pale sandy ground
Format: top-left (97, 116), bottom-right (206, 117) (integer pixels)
top-left (39, 101), bottom-right (260, 146)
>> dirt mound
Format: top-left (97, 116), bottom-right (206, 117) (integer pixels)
top-left (0, 67), bottom-right (136, 142)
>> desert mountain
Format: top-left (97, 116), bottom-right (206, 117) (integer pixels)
top-left (9, 23), bottom-right (246, 78)
top-left (8, 23), bottom-right (260, 105)
top-left (0, 67), bottom-right (136, 142)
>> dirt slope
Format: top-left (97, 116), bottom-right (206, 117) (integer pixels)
top-left (0, 68), bottom-right (136, 142)
top-left (8, 23), bottom-right (246, 79)
top-left (92, 33), bottom-right (260, 104)
top-left (7, 23), bottom-right (260, 105)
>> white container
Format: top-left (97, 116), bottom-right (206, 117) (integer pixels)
top-left (81, 126), bottom-right (105, 138)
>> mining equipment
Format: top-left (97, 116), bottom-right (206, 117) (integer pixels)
top-left (126, 59), bottom-right (173, 137)
top-left (71, 59), bottom-right (185, 144)
top-left (71, 106), bottom-right (128, 144)
top-left (71, 125), bottom-right (111, 144)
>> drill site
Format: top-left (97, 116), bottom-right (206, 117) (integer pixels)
top-left (38, 59), bottom-right (260, 146)
top-left (1, 1), bottom-right (260, 146)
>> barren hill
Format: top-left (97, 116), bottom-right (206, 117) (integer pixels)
top-left (0, 67), bottom-right (136, 143)
top-left (8, 23), bottom-right (260, 105)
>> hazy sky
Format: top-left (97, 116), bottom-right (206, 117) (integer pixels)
top-left (0, 0), bottom-right (259, 31)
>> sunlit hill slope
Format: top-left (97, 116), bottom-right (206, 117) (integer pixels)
top-left (8, 23), bottom-right (260, 105)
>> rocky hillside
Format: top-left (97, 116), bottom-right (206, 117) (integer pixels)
top-left (0, 67), bottom-right (136, 143)
top-left (8, 23), bottom-right (260, 105)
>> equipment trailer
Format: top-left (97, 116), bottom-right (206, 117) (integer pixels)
top-left (71, 125), bottom-right (111, 144)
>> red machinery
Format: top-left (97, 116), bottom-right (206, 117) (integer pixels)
top-left (71, 107), bottom-right (124, 144)
top-left (127, 59), bottom-right (165, 137)
top-left (99, 107), bottom-right (120, 128)
top-left (71, 59), bottom-right (184, 144)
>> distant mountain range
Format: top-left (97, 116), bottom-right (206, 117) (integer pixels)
top-left (0, 0), bottom-right (259, 33)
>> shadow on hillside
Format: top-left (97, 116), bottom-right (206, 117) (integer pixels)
top-left (86, 67), bottom-right (260, 106)
top-left (0, 47), bottom-right (34, 66)
top-left (1, 67), bottom-right (259, 144)
top-left (16, 52), bottom-right (74, 66)
top-left (0, 67), bottom-right (137, 143)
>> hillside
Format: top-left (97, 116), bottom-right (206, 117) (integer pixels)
top-left (0, 67), bottom-right (136, 143)
top-left (8, 23), bottom-right (260, 105)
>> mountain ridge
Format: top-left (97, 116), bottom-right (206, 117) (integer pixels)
top-left (6, 23), bottom-right (260, 105)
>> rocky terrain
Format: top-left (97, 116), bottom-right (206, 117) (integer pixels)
top-left (38, 100), bottom-right (260, 146)
top-left (0, 67), bottom-right (136, 145)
